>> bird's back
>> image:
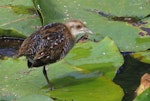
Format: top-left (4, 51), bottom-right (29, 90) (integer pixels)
top-left (17, 23), bottom-right (75, 67)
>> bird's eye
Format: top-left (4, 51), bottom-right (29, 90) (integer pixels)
top-left (76, 25), bottom-right (82, 29)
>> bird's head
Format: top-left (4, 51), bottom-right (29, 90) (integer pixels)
top-left (65, 20), bottom-right (93, 37)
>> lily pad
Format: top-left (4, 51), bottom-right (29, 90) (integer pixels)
top-left (0, 28), bottom-right (26, 38)
top-left (134, 88), bottom-right (150, 101)
top-left (50, 77), bottom-right (123, 101)
top-left (131, 51), bottom-right (150, 64)
top-left (65, 37), bottom-right (124, 79)
top-left (0, 37), bottom-right (123, 100)
top-left (34, 0), bottom-right (150, 52)
top-left (0, 0), bottom-right (41, 58)
top-left (0, 0), bottom-right (41, 36)
top-left (16, 94), bottom-right (53, 101)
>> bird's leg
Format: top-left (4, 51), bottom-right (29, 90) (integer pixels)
top-left (43, 66), bottom-right (54, 90)
top-left (43, 66), bottom-right (51, 85)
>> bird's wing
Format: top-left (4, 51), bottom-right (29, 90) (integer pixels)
top-left (33, 23), bottom-right (71, 64)
top-left (18, 23), bottom-right (65, 57)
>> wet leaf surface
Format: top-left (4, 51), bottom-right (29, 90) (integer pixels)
top-left (65, 37), bottom-right (123, 79)
top-left (134, 88), bottom-right (150, 101)
top-left (51, 77), bottom-right (123, 101)
top-left (34, 0), bottom-right (150, 52)
top-left (1, 0), bottom-right (150, 101)
top-left (131, 51), bottom-right (150, 64)
top-left (0, 0), bottom-right (39, 58)
top-left (0, 37), bottom-right (123, 101)
top-left (0, 0), bottom-right (41, 35)
top-left (16, 94), bottom-right (53, 101)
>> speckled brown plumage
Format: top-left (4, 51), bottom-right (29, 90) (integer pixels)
top-left (16, 20), bottom-right (93, 87)
top-left (18, 23), bottom-right (75, 67)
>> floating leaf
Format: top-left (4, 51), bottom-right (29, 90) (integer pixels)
top-left (16, 94), bottom-right (53, 101)
top-left (34, 0), bottom-right (150, 52)
top-left (0, 0), bottom-right (40, 58)
top-left (0, 28), bottom-right (26, 38)
top-left (65, 37), bottom-right (124, 79)
top-left (50, 77), bottom-right (123, 101)
top-left (0, 37), bottom-right (123, 100)
top-left (0, 0), bottom-right (41, 36)
top-left (131, 51), bottom-right (150, 64)
top-left (134, 88), bottom-right (150, 101)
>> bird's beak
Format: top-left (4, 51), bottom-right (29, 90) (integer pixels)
top-left (84, 28), bottom-right (94, 34)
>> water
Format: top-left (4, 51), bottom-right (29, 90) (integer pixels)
top-left (114, 54), bottom-right (150, 101)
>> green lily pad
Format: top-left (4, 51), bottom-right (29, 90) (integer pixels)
top-left (131, 51), bottom-right (150, 64)
top-left (0, 0), bottom-right (41, 36)
top-left (0, 94), bottom-right (16, 101)
top-left (0, 37), bottom-right (123, 100)
top-left (34, 0), bottom-right (150, 52)
top-left (134, 88), bottom-right (150, 101)
top-left (16, 94), bottom-right (53, 101)
top-left (0, 57), bottom-right (76, 99)
top-left (0, 28), bottom-right (26, 38)
top-left (65, 37), bottom-right (124, 79)
top-left (50, 77), bottom-right (123, 101)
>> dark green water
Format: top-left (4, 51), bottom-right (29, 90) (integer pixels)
top-left (114, 54), bottom-right (150, 101)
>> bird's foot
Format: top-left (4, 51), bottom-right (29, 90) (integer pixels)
top-left (49, 86), bottom-right (55, 91)
top-left (47, 82), bottom-right (55, 91)
top-left (43, 82), bottom-right (54, 91)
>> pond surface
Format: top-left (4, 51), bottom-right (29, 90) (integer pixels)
top-left (0, 37), bottom-right (24, 59)
top-left (114, 54), bottom-right (150, 101)
top-left (1, 37), bottom-right (150, 101)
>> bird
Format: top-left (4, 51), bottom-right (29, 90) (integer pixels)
top-left (16, 20), bottom-right (93, 88)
